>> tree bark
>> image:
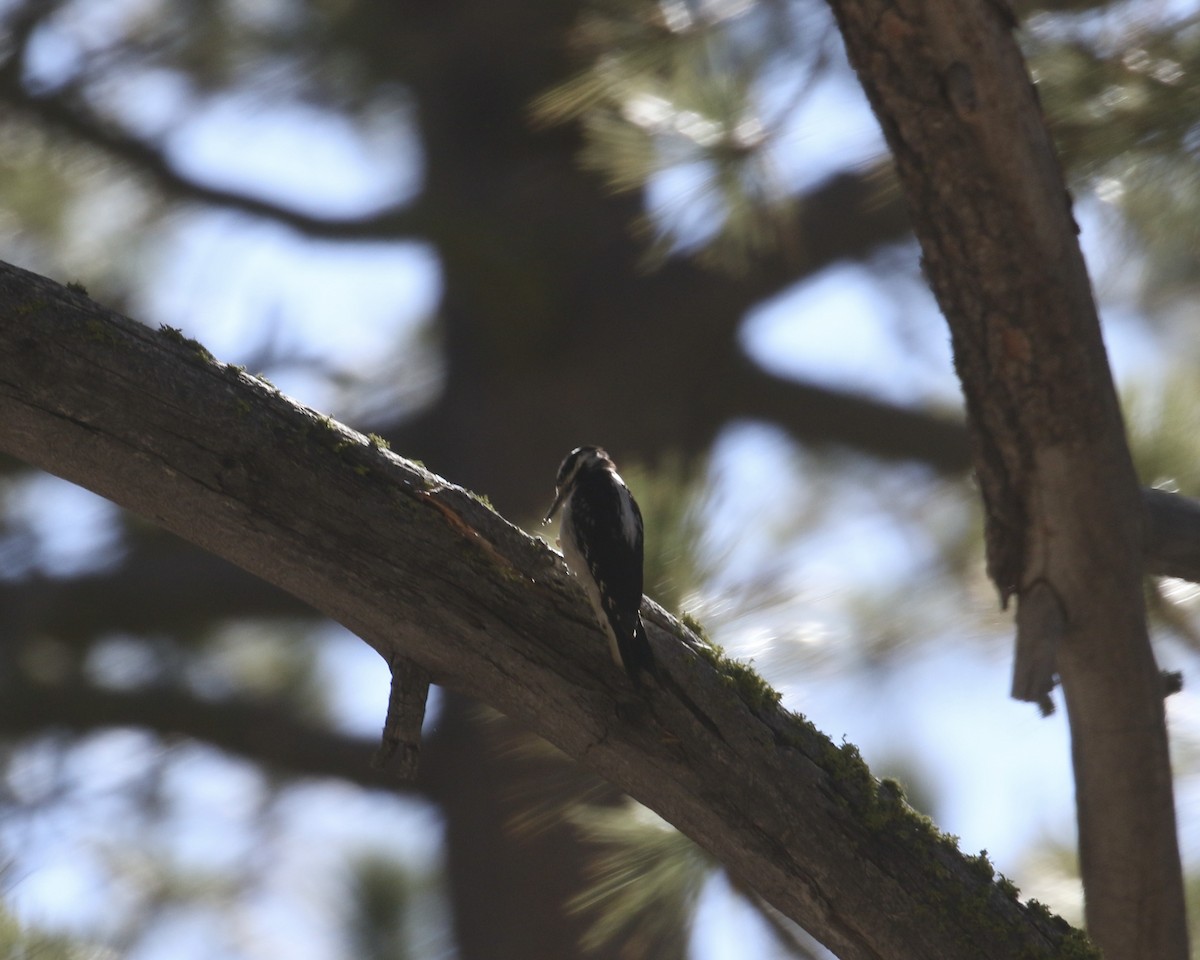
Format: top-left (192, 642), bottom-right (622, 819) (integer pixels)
top-left (825, 1), bottom-right (1188, 957)
top-left (0, 261), bottom-right (1094, 960)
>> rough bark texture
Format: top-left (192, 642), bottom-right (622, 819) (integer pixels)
top-left (0, 261), bottom-right (1095, 960)
top-left (374, 657), bottom-right (431, 780)
top-left (825, 1), bottom-right (1188, 957)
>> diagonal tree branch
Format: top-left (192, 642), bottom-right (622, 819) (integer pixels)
top-left (0, 260), bottom-right (1092, 960)
top-left (0, 56), bottom-right (427, 240)
top-left (725, 354), bottom-right (971, 471)
top-left (0, 0), bottom-right (428, 240)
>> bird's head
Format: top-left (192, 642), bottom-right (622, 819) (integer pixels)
top-left (543, 446), bottom-right (613, 522)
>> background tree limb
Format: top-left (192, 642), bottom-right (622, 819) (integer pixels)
top-left (0, 677), bottom-right (392, 789)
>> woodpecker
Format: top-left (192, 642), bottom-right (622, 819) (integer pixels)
top-left (544, 446), bottom-right (657, 683)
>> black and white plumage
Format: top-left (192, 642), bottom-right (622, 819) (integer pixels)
top-left (544, 446), bottom-right (657, 683)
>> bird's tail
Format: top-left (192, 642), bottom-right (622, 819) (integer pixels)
top-left (619, 617), bottom-right (658, 686)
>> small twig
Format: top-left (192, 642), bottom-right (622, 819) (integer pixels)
top-left (373, 656), bottom-right (432, 781)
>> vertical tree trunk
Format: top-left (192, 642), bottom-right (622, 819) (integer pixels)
top-left (826, 1), bottom-right (1189, 957)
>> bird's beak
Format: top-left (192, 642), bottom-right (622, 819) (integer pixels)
top-left (543, 488), bottom-right (566, 524)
